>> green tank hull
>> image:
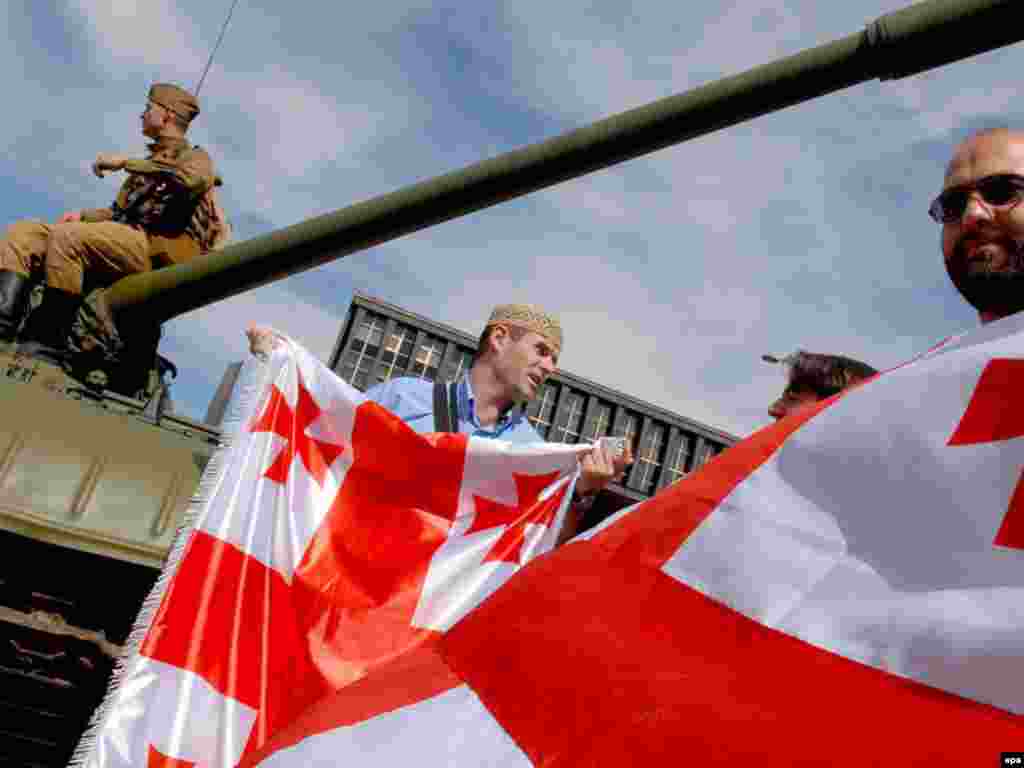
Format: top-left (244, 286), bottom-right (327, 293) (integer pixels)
top-left (0, 348), bottom-right (218, 764)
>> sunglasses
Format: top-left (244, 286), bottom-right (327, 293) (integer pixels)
top-left (928, 173), bottom-right (1024, 223)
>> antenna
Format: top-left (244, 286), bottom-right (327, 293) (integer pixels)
top-left (195, 0), bottom-right (241, 97)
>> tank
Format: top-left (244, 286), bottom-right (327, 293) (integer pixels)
top-left (0, 0), bottom-right (1020, 762)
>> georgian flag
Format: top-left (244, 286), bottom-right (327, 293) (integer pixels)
top-left (73, 337), bottom-right (585, 767)
top-left (242, 314), bottom-right (1024, 767)
top-left (79, 310), bottom-right (1024, 767)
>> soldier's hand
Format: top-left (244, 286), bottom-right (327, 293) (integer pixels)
top-left (246, 325), bottom-right (287, 360)
top-left (57, 211), bottom-right (82, 224)
top-left (92, 153), bottom-right (128, 178)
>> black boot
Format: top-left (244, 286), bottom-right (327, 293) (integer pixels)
top-left (0, 270), bottom-right (33, 342)
top-left (17, 286), bottom-right (82, 360)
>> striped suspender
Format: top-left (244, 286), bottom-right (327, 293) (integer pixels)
top-left (432, 379), bottom-right (460, 433)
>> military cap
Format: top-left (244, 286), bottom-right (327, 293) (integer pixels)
top-left (148, 83), bottom-right (200, 124)
top-left (485, 303), bottom-right (563, 352)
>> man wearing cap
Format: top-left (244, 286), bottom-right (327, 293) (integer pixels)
top-left (363, 303), bottom-right (632, 540)
top-left (763, 350), bottom-right (878, 421)
top-left (245, 306), bottom-right (632, 539)
top-left (0, 83), bottom-right (225, 347)
top-left (366, 305), bottom-right (561, 441)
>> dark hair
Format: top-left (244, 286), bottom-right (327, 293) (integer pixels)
top-left (785, 351), bottom-right (878, 399)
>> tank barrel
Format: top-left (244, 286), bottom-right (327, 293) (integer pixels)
top-left (107, 0), bottom-right (1023, 323)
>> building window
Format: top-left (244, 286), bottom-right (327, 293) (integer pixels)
top-left (354, 317), bottom-right (383, 346)
top-left (530, 383), bottom-right (557, 439)
top-left (375, 325), bottom-right (414, 383)
top-left (584, 402), bottom-right (611, 442)
top-left (410, 338), bottom-right (442, 380)
top-left (696, 441), bottom-right (718, 467)
top-left (665, 434), bottom-right (692, 484)
top-left (339, 317), bottom-right (383, 390)
top-left (354, 357), bottom-right (374, 389)
top-left (635, 425), bottom-right (665, 493)
top-left (554, 392), bottom-right (584, 443)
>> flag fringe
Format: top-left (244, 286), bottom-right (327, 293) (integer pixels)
top-left (68, 353), bottom-right (272, 768)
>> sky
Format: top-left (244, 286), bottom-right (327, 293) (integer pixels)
top-left (2, 1), bottom-right (1021, 437)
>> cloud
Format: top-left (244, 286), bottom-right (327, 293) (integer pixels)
top-left (4, 1), bottom-right (1024, 437)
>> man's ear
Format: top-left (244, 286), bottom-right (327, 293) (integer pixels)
top-left (157, 107), bottom-right (173, 131)
top-left (489, 323), bottom-right (509, 352)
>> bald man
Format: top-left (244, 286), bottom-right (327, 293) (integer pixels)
top-left (931, 128), bottom-right (1024, 323)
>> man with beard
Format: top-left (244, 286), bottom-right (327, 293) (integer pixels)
top-left (932, 128), bottom-right (1024, 323)
top-left (761, 132), bottom-right (1022, 423)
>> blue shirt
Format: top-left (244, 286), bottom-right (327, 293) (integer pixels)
top-left (364, 376), bottom-right (542, 444)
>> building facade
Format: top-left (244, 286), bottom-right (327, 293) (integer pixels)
top-left (327, 293), bottom-right (737, 522)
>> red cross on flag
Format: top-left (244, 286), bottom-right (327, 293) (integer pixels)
top-left (76, 313), bottom-right (1024, 768)
top-left (72, 336), bottom-right (585, 767)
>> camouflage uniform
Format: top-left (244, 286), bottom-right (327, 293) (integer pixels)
top-left (0, 84), bottom-right (224, 296)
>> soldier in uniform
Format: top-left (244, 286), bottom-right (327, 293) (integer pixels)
top-left (0, 83), bottom-right (227, 347)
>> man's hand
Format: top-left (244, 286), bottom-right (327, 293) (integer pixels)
top-left (576, 437), bottom-right (634, 496)
top-left (56, 211), bottom-right (82, 224)
top-left (246, 324), bottom-right (286, 359)
top-left (92, 153), bottom-right (128, 178)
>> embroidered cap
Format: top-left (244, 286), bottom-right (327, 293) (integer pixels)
top-left (485, 304), bottom-right (563, 353)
